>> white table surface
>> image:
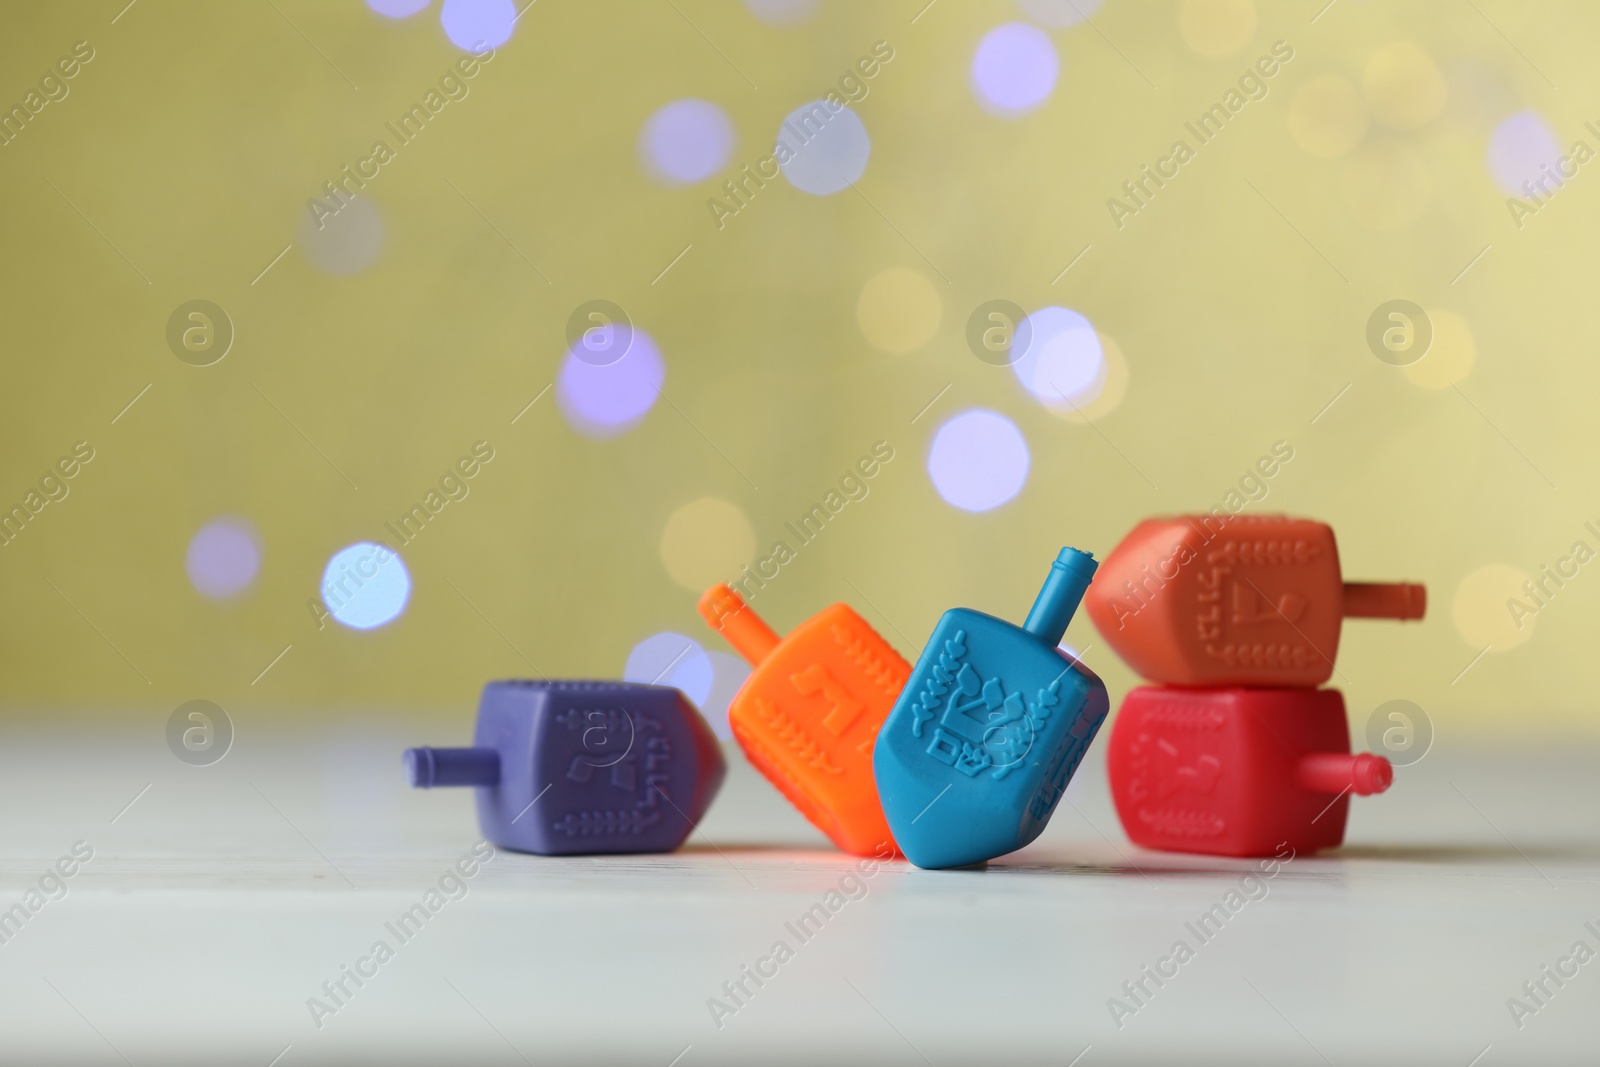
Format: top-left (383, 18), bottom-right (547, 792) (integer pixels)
top-left (0, 714), bottom-right (1595, 1066)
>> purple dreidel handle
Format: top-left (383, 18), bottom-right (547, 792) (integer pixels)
top-left (405, 746), bottom-right (500, 788)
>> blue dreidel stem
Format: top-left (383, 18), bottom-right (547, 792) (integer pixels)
top-left (404, 746), bottom-right (501, 788)
top-left (1021, 547), bottom-right (1098, 646)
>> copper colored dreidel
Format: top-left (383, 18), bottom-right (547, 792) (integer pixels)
top-left (1086, 515), bottom-right (1425, 687)
top-left (698, 584), bottom-right (907, 857)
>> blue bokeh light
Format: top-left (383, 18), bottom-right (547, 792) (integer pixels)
top-left (971, 23), bottom-right (1059, 117)
top-left (557, 327), bottom-right (665, 438)
top-left (776, 101), bottom-right (871, 195)
top-left (367, 0), bottom-right (430, 17)
top-left (700, 650), bottom-right (751, 742)
top-left (624, 631), bottom-right (715, 706)
top-left (321, 542), bottom-right (411, 630)
top-left (440, 0), bottom-right (516, 50)
top-left (639, 99), bottom-right (736, 185)
top-left (927, 409), bottom-right (1031, 512)
top-left (1014, 306), bottom-right (1104, 407)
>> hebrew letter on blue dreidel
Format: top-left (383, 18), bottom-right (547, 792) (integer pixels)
top-left (873, 548), bottom-right (1109, 869)
top-left (405, 681), bottom-right (726, 856)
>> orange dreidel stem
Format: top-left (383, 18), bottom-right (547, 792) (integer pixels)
top-left (1342, 582), bottom-right (1427, 620)
top-left (698, 584), bottom-right (780, 665)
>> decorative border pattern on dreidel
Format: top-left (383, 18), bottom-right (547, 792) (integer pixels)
top-left (1085, 514), bottom-right (1426, 688)
top-left (697, 584), bottom-right (908, 858)
top-left (404, 681), bottom-right (725, 855)
top-left (1106, 686), bottom-right (1391, 857)
top-left (874, 547), bottom-right (1110, 869)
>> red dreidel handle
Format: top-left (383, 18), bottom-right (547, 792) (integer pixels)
top-left (1342, 582), bottom-right (1426, 620)
top-left (1296, 752), bottom-right (1393, 796)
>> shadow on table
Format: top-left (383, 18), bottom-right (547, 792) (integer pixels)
top-left (995, 841), bottom-right (1600, 879)
top-left (681, 841), bottom-right (1600, 881)
top-left (1335, 842), bottom-right (1600, 863)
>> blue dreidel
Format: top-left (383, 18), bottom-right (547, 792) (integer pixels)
top-left (405, 681), bottom-right (726, 855)
top-left (874, 548), bottom-right (1110, 869)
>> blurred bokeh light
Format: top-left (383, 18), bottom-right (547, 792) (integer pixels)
top-left (638, 98), bottom-right (736, 185)
top-left (321, 543), bottom-right (411, 631)
top-left (440, 0), bottom-right (516, 50)
top-left (1015, 306), bottom-right (1103, 407)
top-left (556, 329), bottom-right (665, 438)
top-left (927, 409), bottom-right (1031, 512)
top-left (970, 23), bottom-right (1058, 117)
top-left (185, 518), bottom-right (262, 601)
top-left (623, 630), bottom-right (714, 705)
top-left (776, 100), bottom-right (872, 194)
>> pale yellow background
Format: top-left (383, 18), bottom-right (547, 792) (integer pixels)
top-left (0, 0), bottom-right (1591, 735)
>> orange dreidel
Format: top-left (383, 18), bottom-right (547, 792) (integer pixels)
top-left (1086, 515), bottom-right (1425, 687)
top-left (697, 584), bottom-right (908, 857)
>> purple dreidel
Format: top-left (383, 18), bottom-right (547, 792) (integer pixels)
top-left (405, 681), bottom-right (726, 855)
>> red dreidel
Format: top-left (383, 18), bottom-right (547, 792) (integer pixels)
top-left (1107, 686), bottom-right (1391, 857)
top-left (1086, 514), bottom-right (1425, 687)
